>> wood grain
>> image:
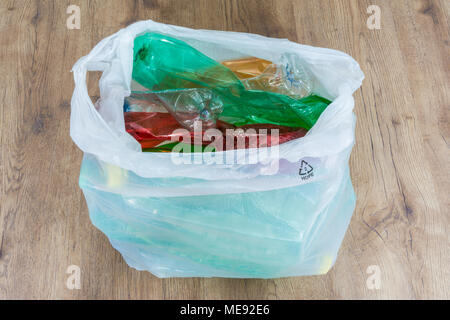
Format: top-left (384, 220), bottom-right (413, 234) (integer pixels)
top-left (0, 0), bottom-right (448, 299)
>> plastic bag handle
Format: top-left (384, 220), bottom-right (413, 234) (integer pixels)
top-left (71, 32), bottom-right (117, 112)
top-left (70, 33), bottom-right (125, 154)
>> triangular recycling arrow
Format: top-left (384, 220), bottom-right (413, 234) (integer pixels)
top-left (299, 160), bottom-right (313, 176)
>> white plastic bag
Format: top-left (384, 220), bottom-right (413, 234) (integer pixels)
top-left (71, 20), bottom-right (364, 278)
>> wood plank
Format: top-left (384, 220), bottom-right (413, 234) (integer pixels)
top-left (0, 0), bottom-right (448, 299)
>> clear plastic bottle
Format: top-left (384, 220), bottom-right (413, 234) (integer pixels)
top-left (242, 53), bottom-right (313, 99)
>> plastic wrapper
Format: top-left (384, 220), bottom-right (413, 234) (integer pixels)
top-left (132, 33), bottom-right (331, 129)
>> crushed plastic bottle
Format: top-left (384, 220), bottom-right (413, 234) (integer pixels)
top-left (132, 32), bottom-right (240, 91)
top-left (222, 54), bottom-right (312, 99)
top-left (132, 33), bottom-right (331, 130)
top-left (123, 92), bottom-right (167, 113)
top-left (125, 89), bottom-right (223, 131)
top-left (241, 53), bottom-right (313, 99)
top-left (218, 92), bottom-right (331, 129)
top-left (221, 57), bottom-right (272, 79)
top-left (155, 89), bottom-right (223, 130)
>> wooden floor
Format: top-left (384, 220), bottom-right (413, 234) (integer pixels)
top-left (0, 0), bottom-right (448, 300)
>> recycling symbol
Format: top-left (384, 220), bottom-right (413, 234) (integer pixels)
top-left (299, 160), bottom-right (313, 176)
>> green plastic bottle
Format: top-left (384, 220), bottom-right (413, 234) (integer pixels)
top-left (132, 33), bottom-right (331, 130)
